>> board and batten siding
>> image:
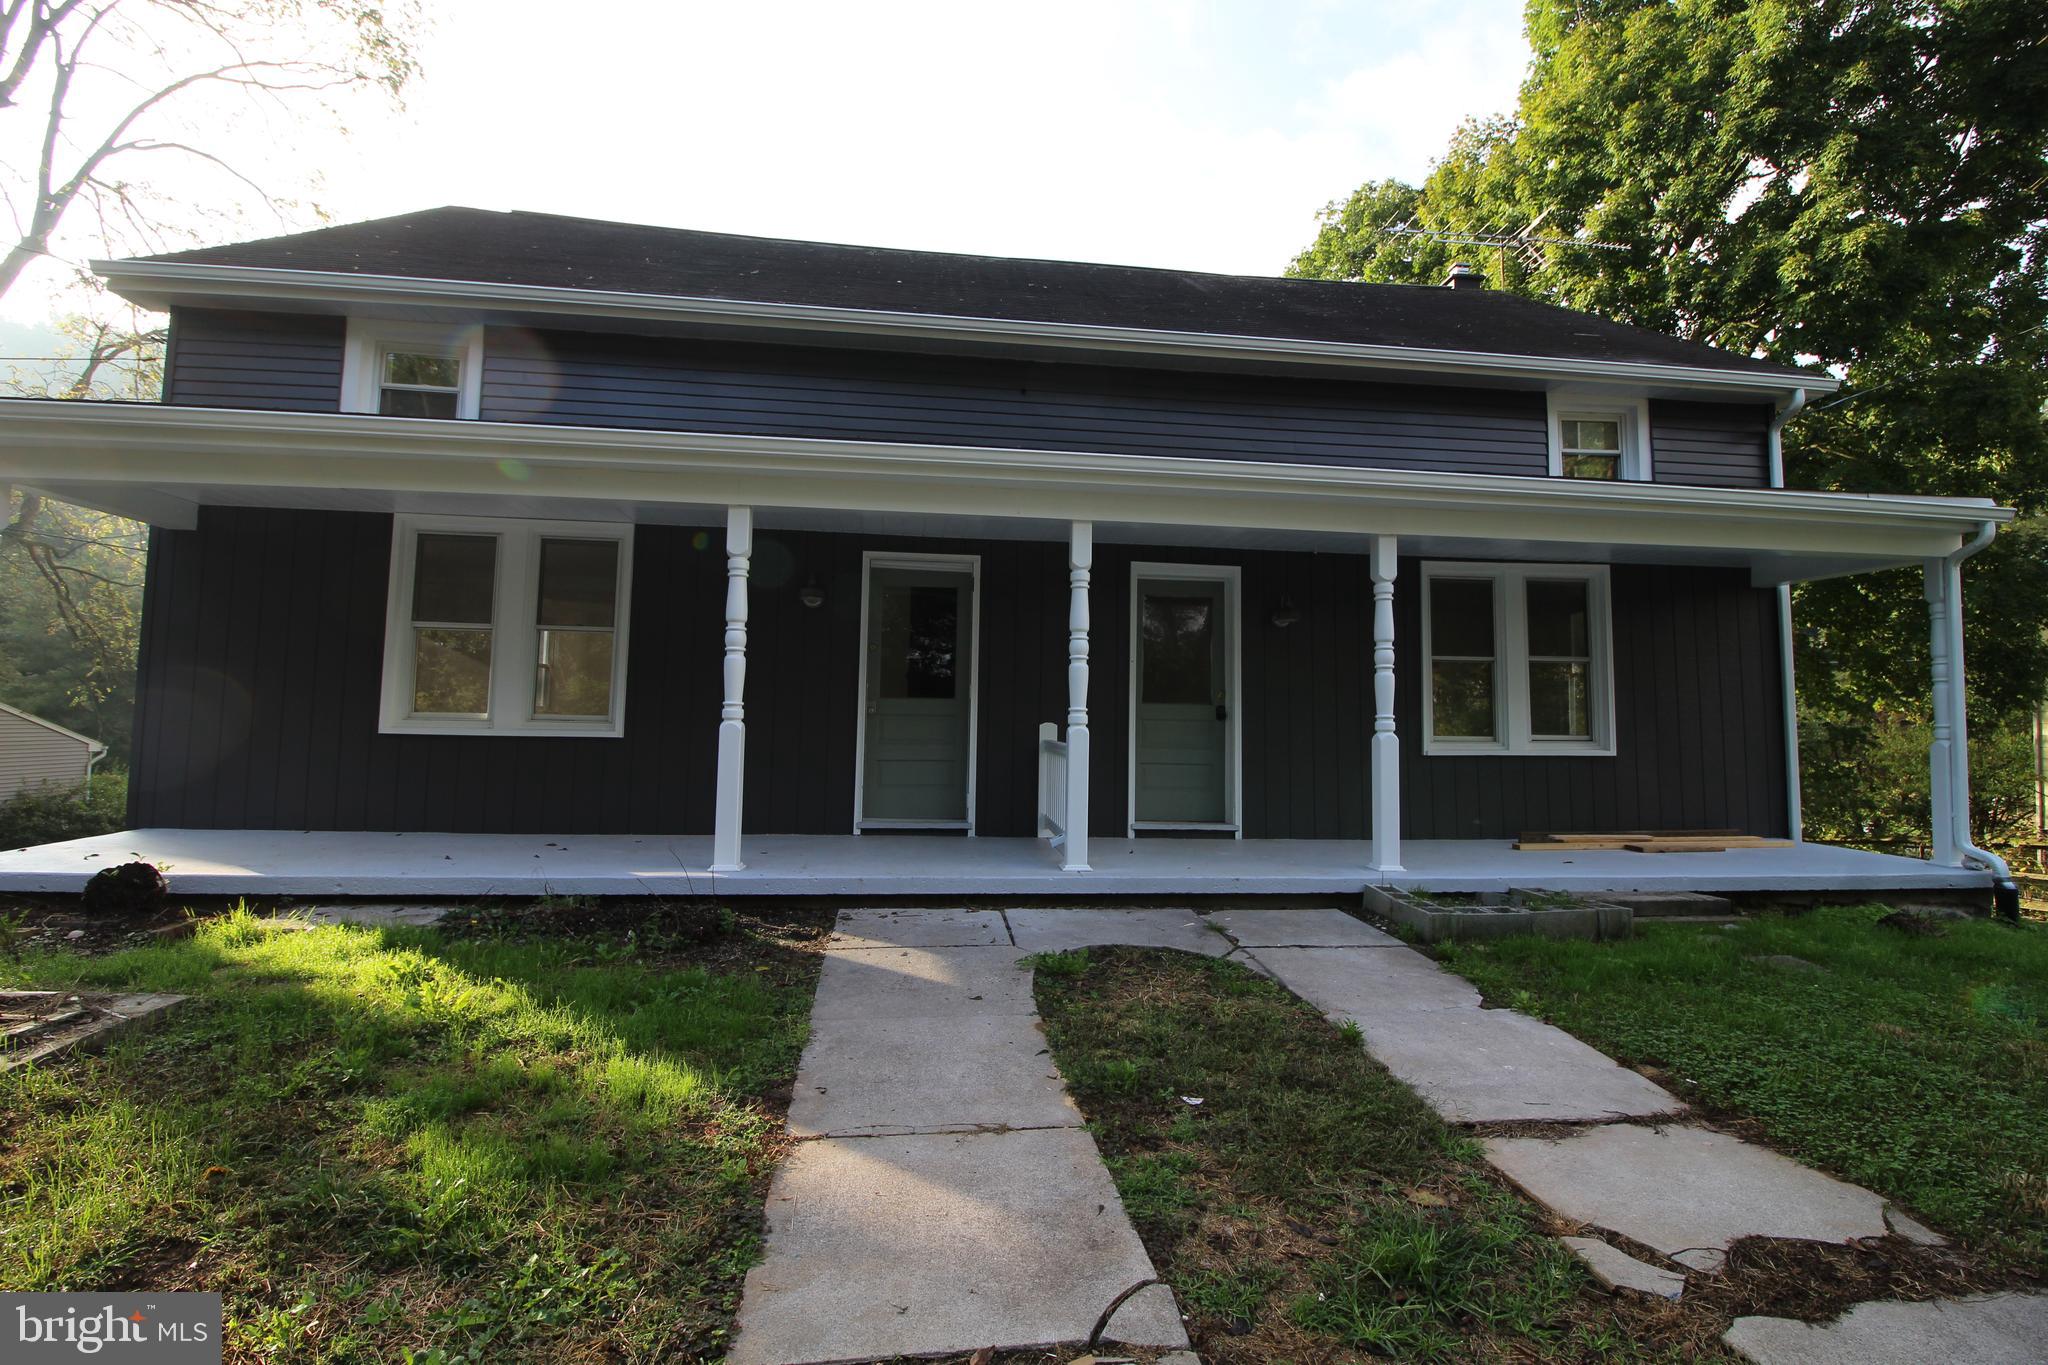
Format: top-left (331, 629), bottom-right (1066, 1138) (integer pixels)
top-left (0, 709), bottom-right (99, 801)
top-left (129, 507), bottom-right (1786, 840)
top-left (163, 308), bottom-right (345, 411)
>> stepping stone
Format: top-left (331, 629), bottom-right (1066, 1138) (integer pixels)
top-left (1485, 1125), bottom-right (1891, 1262)
top-left (810, 946), bottom-right (1034, 1021)
top-left (1560, 1236), bottom-right (1686, 1299)
top-left (1724, 1291), bottom-right (2048, 1364)
top-left (729, 1129), bottom-right (1187, 1364)
top-left (1883, 1205), bottom-right (1946, 1246)
top-left (787, 1012), bottom-right (1081, 1138)
top-left (1210, 908), bottom-right (1400, 947)
top-left (299, 902), bottom-right (447, 926)
top-left (828, 907), bottom-right (1010, 949)
top-left (1006, 907), bottom-right (1228, 956)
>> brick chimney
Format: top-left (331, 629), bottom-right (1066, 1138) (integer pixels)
top-left (1443, 261), bottom-right (1485, 290)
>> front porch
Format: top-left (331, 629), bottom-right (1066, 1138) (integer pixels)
top-left (0, 827), bottom-right (1990, 898)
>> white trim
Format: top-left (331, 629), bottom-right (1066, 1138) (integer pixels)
top-left (378, 513), bottom-right (633, 736)
top-left (1126, 561), bottom-right (1243, 837)
top-left (342, 318), bottom-right (484, 420)
top-left (0, 402), bottom-right (2007, 564)
top-left (1546, 393), bottom-right (1653, 481)
top-left (852, 550), bottom-right (983, 834)
top-left (1419, 561), bottom-right (1616, 757)
top-left (0, 700), bottom-right (106, 754)
top-left (97, 258), bottom-right (1838, 397)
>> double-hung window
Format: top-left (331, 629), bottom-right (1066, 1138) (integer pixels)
top-left (1547, 394), bottom-right (1650, 481)
top-left (381, 516), bottom-right (632, 735)
top-left (343, 319), bottom-right (482, 419)
top-left (1421, 562), bottom-right (1613, 756)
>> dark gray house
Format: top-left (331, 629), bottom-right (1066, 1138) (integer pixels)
top-left (0, 208), bottom-right (2015, 898)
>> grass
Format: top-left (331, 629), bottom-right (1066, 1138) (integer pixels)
top-left (0, 902), bottom-right (825, 1362)
top-left (1033, 946), bottom-right (1691, 1363)
top-left (1436, 904), bottom-right (2048, 1275)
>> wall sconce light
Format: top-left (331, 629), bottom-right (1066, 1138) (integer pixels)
top-left (1270, 597), bottom-right (1300, 629)
top-left (798, 575), bottom-right (826, 610)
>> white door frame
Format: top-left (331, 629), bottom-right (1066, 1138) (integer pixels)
top-left (853, 549), bottom-right (983, 834)
top-left (1127, 561), bottom-right (1243, 837)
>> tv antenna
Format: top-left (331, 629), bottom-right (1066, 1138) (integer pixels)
top-left (1381, 209), bottom-right (1628, 273)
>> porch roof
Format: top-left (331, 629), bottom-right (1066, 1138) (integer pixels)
top-left (0, 399), bottom-right (2009, 584)
top-left (0, 829), bottom-right (1989, 898)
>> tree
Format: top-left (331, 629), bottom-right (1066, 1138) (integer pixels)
top-left (1292, 0), bottom-right (2048, 839)
top-left (0, 0), bottom-right (422, 304)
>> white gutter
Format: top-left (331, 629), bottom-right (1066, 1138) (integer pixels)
top-left (1942, 520), bottom-right (2015, 892)
top-left (1768, 387), bottom-right (1808, 841)
top-left (92, 258), bottom-right (1842, 398)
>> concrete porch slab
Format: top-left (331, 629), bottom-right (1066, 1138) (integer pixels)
top-left (1484, 1124), bottom-right (1892, 1259)
top-left (1723, 1291), bottom-right (2048, 1365)
top-left (1211, 907), bottom-right (1401, 947)
top-left (1007, 906), bottom-right (1228, 956)
top-left (786, 1012), bottom-right (1080, 1138)
top-left (727, 1128), bottom-right (1187, 1364)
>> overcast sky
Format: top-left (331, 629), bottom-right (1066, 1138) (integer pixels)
top-left (3, 0), bottom-right (1530, 324)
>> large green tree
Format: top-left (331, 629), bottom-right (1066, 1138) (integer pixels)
top-left (1294, 0), bottom-right (2048, 841)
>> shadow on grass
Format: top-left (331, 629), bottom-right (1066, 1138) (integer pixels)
top-left (0, 909), bottom-right (817, 1361)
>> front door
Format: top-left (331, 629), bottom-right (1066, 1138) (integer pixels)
top-left (858, 559), bottom-right (977, 829)
top-left (1131, 568), bottom-right (1237, 830)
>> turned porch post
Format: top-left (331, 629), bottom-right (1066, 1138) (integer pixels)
top-left (1064, 521), bottom-right (1092, 872)
top-left (1369, 535), bottom-right (1403, 872)
top-left (711, 507), bottom-right (753, 872)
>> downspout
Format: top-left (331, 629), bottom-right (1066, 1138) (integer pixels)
top-left (1767, 388), bottom-right (1808, 841)
top-left (1941, 520), bottom-right (2021, 918)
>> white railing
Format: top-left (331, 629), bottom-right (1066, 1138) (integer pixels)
top-left (1037, 721), bottom-right (1068, 844)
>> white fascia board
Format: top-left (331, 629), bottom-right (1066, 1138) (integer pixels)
top-left (94, 258), bottom-right (1839, 397)
top-left (0, 401), bottom-right (2002, 564)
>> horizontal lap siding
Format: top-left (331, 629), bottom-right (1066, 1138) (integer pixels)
top-left (1651, 399), bottom-right (1772, 488)
top-left (481, 329), bottom-right (1550, 475)
top-left (1397, 560), bottom-right (1787, 838)
top-left (164, 308), bottom-right (345, 411)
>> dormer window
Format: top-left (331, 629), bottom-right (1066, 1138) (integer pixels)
top-left (343, 319), bottom-right (482, 419)
top-left (1545, 394), bottom-right (1651, 481)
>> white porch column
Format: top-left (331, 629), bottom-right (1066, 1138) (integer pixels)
top-left (1063, 521), bottom-right (1092, 872)
top-left (710, 507), bottom-right (753, 872)
top-left (1369, 535), bottom-right (1403, 872)
top-left (1924, 559), bottom-right (1960, 867)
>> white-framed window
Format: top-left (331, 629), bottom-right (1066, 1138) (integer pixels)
top-left (1420, 561), bottom-right (1615, 756)
top-left (1546, 393), bottom-right (1651, 481)
top-left (380, 515), bottom-right (632, 736)
top-left (342, 319), bottom-right (484, 419)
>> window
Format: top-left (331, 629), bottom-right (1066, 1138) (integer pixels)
top-left (1546, 394), bottom-right (1650, 481)
top-left (1421, 562), bottom-right (1613, 755)
top-left (343, 320), bottom-right (482, 419)
top-left (381, 516), bottom-right (632, 735)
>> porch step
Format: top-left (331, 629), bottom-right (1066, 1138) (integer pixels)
top-left (1597, 891), bottom-right (1737, 919)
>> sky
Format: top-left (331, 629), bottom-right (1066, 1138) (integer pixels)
top-left (1, 0), bottom-right (1532, 326)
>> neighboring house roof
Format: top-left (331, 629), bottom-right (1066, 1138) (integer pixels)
top-left (0, 701), bottom-right (106, 753)
top-left (127, 207), bottom-right (1816, 386)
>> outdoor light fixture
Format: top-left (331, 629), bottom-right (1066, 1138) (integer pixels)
top-left (799, 575), bottom-right (826, 609)
top-left (1270, 597), bottom-right (1300, 628)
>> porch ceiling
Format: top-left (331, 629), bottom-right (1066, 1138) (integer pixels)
top-left (0, 399), bottom-right (2010, 585)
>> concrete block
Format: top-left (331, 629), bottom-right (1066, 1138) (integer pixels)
top-left (1724, 1291), bottom-right (2048, 1365)
top-left (1560, 1236), bottom-right (1686, 1299)
top-left (810, 946), bottom-right (1034, 1021)
top-left (1007, 907), bottom-right (1228, 957)
top-left (1209, 908), bottom-right (1399, 947)
top-left (787, 1012), bottom-right (1081, 1138)
top-left (827, 908), bottom-right (1010, 950)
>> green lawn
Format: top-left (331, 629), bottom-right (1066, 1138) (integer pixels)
top-left (1032, 947), bottom-right (1697, 1364)
top-left (1, 904), bottom-right (823, 1362)
top-left (1436, 904), bottom-right (2048, 1275)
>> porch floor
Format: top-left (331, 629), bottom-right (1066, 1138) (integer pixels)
top-left (0, 828), bottom-right (1991, 898)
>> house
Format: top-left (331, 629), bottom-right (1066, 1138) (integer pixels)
top-left (0, 701), bottom-right (105, 801)
top-left (0, 208), bottom-right (2018, 902)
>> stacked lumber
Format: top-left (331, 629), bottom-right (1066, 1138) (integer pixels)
top-left (1514, 830), bottom-right (1796, 853)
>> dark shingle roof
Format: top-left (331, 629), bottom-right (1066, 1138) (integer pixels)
top-left (134, 207), bottom-right (1809, 382)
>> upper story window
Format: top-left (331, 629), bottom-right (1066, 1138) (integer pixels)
top-left (1547, 394), bottom-right (1650, 481)
top-left (343, 319), bottom-right (482, 419)
top-left (380, 515), bottom-right (632, 736)
top-left (1421, 561), bottom-right (1615, 756)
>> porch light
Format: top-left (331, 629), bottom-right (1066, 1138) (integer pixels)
top-left (1270, 597), bottom-right (1301, 629)
top-left (799, 575), bottom-right (826, 609)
